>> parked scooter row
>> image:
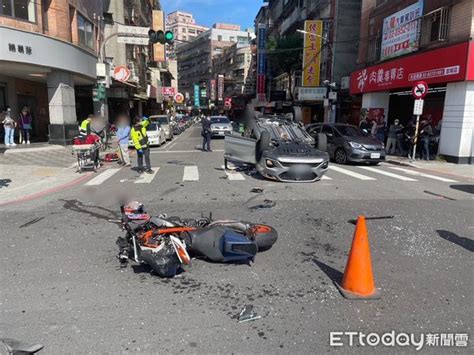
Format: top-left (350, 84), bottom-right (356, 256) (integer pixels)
top-left (115, 202), bottom-right (278, 277)
top-left (171, 114), bottom-right (194, 136)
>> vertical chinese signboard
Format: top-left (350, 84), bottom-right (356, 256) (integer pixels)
top-left (210, 79), bottom-right (216, 101)
top-left (152, 10), bottom-right (165, 62)
top-left (256, 24), bottom-right (267, 101)
top-left (302, 20), bottom-right (323, 87)
top-left (381, 1), bottom-right (423, 61)
top-left (194, 84), bottom-right (200, 108)
top-left (217, 74), bottom-right (224, 103)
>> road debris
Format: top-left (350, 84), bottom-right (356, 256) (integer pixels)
top-left (348, 216), bottom-right (394, 225)
top-left (238, 305), bottom-right (261, 323)
top-left (250, 187), bottom-right (264, 193)
top-left (424, 190), bottom-right (456, 201)
top-left (249, 199), bottom-right (276, 211)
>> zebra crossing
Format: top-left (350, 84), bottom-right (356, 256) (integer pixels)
top-left (83, 163), bottom-right (460, 186)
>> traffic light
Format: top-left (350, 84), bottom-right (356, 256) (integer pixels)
top-left (149, 30), bottom-right (174, 45)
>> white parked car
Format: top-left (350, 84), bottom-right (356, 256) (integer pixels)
top-left (129, 122), bottom-right (166, 147)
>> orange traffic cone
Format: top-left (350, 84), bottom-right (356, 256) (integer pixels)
top-left (336, 215), bottom-right (380, 299)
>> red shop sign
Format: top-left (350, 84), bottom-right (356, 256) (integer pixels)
top-left (350, 41), bottom-right (470, 95)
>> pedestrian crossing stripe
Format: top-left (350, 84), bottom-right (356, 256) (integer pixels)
top-left (84, 164), bottom-right (459, 186)
top-left (388, 167), bottom-right (458, 183)
top-left (135, 167), bottom-right (160, 184)
top-left (221, 165), bottom-right (246, 181)
top-left (183, 166), bottom-right (199, 181)
top-left (85, 168), bottom-right (121, 186)
top-left (329, 165), bottom-right (376, 180)
top-left (359, 166), bottom-right (418, 181)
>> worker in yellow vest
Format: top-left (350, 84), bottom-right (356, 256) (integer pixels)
top-left (130, 116), bottom-right (153, 174)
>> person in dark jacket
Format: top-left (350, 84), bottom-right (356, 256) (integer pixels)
top-left (420, 119), bottom-right (433, 160)
top-left (18, 106), bottom-right (32, 144)
top-left (201, 116), bottom-right (212, 152)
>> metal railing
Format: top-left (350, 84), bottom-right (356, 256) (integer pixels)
top-left (420, 7), bottom-right (451, 46)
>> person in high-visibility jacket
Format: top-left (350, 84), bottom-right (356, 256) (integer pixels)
top-left (130, 116), bottom-right (153, 174)
top-left (79, 115), bottom-right (94, 135)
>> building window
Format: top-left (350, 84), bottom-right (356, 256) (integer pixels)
top-left (420, 7), bottom-right (451, 46)
top-left (229, 36), bottom-right (235, 42)
top-left (77, 13), bottom-right (94, 48)
top-left (367, 35), bottom-right (381, 63)
top-left (0, 0), bottom-right (36, 22)
top-left (217, 35), bottom-right (223, 41)
top-left (237, 36), bottom-right (248, 44)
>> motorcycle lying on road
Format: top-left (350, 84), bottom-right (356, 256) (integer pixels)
top-left (115, 202), bottom-right (278, 277)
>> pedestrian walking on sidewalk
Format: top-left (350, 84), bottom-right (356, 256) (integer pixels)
top-left (131, 116), bottom-right (153, 174)
top-left (18, 106), bottom-right (32, 144)
top-left (115, 114), bottom-right (131, 166)
top-left (2, 106), bottom-right (16, 147)
top-left (201, 115), bottom-right (212, 152)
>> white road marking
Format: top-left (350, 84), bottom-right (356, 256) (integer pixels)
top-left (183, 166), bottom-right (199, 181)
top-left (85, 168), bottom-right (121, 186)
top-left (221, 165), bottom-right (246, 181)
top-left (388, 167), bottom-right (458, 182)
top-left (151, 149), bottom-right (224, 154)
top-left (321, 175), bottom-right (332, 180)
top-left (329, 165), bottom-right (376, 180)
top-left (359, 166), bottom-right (418, 181)
top-left (135, 167), bottom-right (160, 184)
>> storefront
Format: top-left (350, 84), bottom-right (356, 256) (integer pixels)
top-left (350, 41), bottom-right (474, 164)
top-left (0, 26), bottom-right (97, 144)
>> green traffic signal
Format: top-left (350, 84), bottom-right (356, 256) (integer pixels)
top-left (149, 29), bottom-right (174, 45)
top-left (165, 31), bottom-right (174, 43)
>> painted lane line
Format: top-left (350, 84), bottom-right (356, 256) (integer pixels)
top-left (135, 167), bottom-right (160, 184)
top-left (388, 167), bottom-right (458, 183)
top-left (221, 165), bottom-right (246, 181)
top-left (359, 166), bottom-right (418, 181)
top-left (85, 168), bottom-right (121, 186)
top-left (151, 149), bottom-right (224, 154)
top-left (183, 166), bottom-right (199, 181)
top-left (329, 165), bottom-right (376, 180)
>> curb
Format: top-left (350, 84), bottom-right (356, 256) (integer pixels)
top-left (385, 159), bottom-right (416, 168)
top-left (386, 159), bottom-right (473, 180)
top-left (0, 172), bottom-right (92, 207)
top-left (4, 145), bottom-right (66, 155)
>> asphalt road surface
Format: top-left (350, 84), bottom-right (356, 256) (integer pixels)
top-left (1, 126), bottom-right (473, 354)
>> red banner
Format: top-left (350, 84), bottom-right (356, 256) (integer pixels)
top-left (350, 41), bottom-right (471, 95)
top-left (467, 41), bottom-right (474, 81)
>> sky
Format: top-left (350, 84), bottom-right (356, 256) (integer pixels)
top-left (160, 0), bottom-right (263, 31)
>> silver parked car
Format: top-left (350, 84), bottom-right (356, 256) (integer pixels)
top-left (210, 116), bottom-right (233, 137)
top-left (224, 115), bottom-right (329, 182)
top-left (151, 115), bottom-right (173, 141)
top-left (307, 123), bottom-right (385, 165)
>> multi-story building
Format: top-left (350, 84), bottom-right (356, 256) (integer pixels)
top-left (254, 0), bottom-right (362, 123)
top-left (351, 0), bottom-right (474, 163)
top-left (103, 0), bottom-right (158, 119)
top-left (165, 11), bottom-right (208, 60)
top-left (212, 43), bottom-right (254, 97)
top-left (176, 24), bottom-right (254, 106)
top-left (0, 0), bottom-right (103, 144)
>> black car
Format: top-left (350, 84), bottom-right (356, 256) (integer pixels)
top-left (306, 123), bottom-right (385, 165)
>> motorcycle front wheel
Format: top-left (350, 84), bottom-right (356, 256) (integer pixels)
top-left (247, 225), bottom-right (278, 251)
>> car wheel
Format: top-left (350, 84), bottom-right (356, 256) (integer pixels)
top-left (335, 148), bottom-right (348, 164)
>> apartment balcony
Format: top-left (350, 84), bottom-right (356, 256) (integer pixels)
top-left (280, 8), bottom-right (303, 34)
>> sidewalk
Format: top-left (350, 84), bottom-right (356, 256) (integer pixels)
top-left (386, 155), bottom-right (474, 180)
top-left (0, 144), bottom-right (86, 205)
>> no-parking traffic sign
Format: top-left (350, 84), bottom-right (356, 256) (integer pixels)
top-left (412, 81), bottom-right (428, 99)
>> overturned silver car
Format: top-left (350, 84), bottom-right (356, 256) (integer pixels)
top-left (224, 114), bottom-right (329, 182)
